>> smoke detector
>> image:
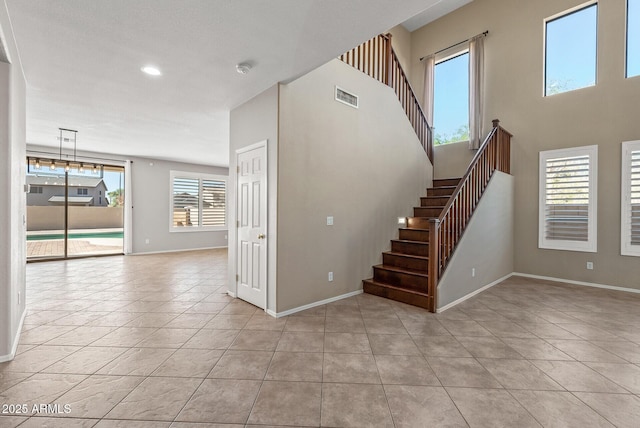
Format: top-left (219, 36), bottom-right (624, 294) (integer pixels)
top-left (236, 63), bottom-right (252, 74)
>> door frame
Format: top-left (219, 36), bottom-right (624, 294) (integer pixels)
top-left (234, 140), bottom-right (268, 310)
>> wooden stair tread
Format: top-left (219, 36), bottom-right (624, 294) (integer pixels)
top-left (429, 185), bottom-right (457, 190)
top-left (363, 279), bottom-right (430, 296)
top-left (392, 239), bottom-right (428, 245)
top-left (383, 251), bottom-right (428, 261)
top-left (373, 264), bottom-right (429, 277)
top-left (399, 227), bottom-right (429, 232)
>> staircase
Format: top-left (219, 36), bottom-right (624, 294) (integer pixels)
top-left (363, 178), bottom-right (460, 310)
top-left (340, 35), bottom-right (512, 312)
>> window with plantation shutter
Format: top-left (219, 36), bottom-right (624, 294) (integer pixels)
top-left (170, 171), bottom-right (227, 231)
top-left (622, 141), bottom-right (640, 256)
top-left (539, 145), bottom-right (598, 252)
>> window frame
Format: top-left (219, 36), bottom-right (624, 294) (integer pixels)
top-left (543, 1), bottom-right (598, 97)
top-left (626, 0), bottom-right (640, 78)
top-left (538, 145), bottom-right (598, 252)
top-left (433, 48), bottom-right (470, 146)
top-left (621, 140), bottom-right (640, 256)
top-left (169, 170), bottom-right (228, 233)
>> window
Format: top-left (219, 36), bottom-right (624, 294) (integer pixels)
top-left (627, 0), bottom-right (640, 78)
top-left (621, 141), bottom-right (640, 256)
top-left (30, 186), bottom-right (43, 194)
top-left (539, 145), bottom-right (598, 252)
top-left (170, 171), bottom-right (227, 231)
top-left (77, 188), bottom-right (88, 195)
top-left (545, 2), bottom-right (598, 96)
top-left (433, 51), bottom-right (469, 145)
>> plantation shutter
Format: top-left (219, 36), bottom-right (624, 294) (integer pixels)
top-left (544, 154), bottom-right (590, 242)
top-left (630, 150), bottom-right (640, 246)
top-left (202, 179), bottom-right (226, 226)
top-left (622, 141), bottom-right (640, 255)
top-left (172, 177), bottom-right (200, 227)
top-left (539, 145), bottom-right (597, 252)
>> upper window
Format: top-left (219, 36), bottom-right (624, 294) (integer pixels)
top-left (545, 2), bottom-right (598, 96)
top-left (627, 0), bottom-right (640, 78)
top-left (30, 186), bottom-right (43, 194)
top-left (77, 188), bottom-right (88, 195)
top-left (621, 141), bottom-right (640, 256)
top-left (539, 145), bottom-right (598, 252)
top-left (434, 51), bottom-right (469, 145)
top-left (170, 171), bottom-right (227, 231)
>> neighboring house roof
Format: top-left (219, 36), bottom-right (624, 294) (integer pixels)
top-left (27, 175), bottom-right (105, 188)
top-left (48, 196), bottom-right (94, 204)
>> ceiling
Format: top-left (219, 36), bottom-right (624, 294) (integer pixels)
top-left (5, 0), bottom-right (467, 167)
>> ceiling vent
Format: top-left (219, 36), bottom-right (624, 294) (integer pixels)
top-left (335, 86), bottom-right (359, 108)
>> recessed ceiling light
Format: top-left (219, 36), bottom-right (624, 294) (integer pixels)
top-left (141, 66), bottom-right (162, 76)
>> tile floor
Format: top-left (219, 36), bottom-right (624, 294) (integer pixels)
top-left (1, 249), bottom-right (639, 427)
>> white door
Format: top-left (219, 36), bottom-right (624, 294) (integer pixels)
top-left (236, 143), bottom-right (267, 309)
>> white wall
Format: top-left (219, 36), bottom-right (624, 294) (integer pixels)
top-left (277, 59), bottom-right (432, 312)
top-left (437, 171), bottom-right (514, 308)
top-left (0, 0), bottom-right (27, 362)
top-left (130, 157), bottom-right (228, 253)
top-left (228, 85), bottom-right (279, 313)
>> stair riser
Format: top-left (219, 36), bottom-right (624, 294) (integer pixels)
top-left (433, 178), bottom-right (461, 187)
top-left (382, 253), bottom-right (428, 272)
top-left (373, 267), bottom-right (428, 291)
top-left (398, 228), bottom-right (429, 241)
top-left (414, 207), bottom-right (443, 217)
top-left (406, 217), bottom-right (432, 230)
top-left (363, 280), bottom-right (431, 310)
top-left (391, 241), bottom-right (429, 256)
top-left (420, 196), bottom-right (450, 207)
top-left (427, 187), bottom-right (455, 197)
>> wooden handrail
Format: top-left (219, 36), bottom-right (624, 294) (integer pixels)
top-left (339, 34), bottom-right (433, 162)
top-left (427, 120), bottom-right (512, 312)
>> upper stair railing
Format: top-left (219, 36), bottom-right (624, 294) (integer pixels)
top-left (427, 119), bottom-right (512, 311)
top-left (339, 33), bottom-right (433, 162)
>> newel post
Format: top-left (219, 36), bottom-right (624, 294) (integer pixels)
top-left (492, 119), bottom-right (500, 171)
top-left (427, 218), bottom-right (440, 313)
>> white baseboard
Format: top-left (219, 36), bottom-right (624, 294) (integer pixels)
top-left (130, 246), bottom-right (227, 256)
top-left (267, 289), bottom-right (364, 318)
top-left (0, 309), bottom-right (27, 363)
top-left (227, 290), bottom-right (236, 298)
top-left (512, 272), bottom-right (640, 295)
top-left (437, 273), bottom-right (514, 313)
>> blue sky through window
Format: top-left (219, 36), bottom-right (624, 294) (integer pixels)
top-left (545, 4), bottom-right (597, 95)
top-left (628, 0), bottom-right (640, 78)
top-left (433, 52), bottom-right (469, 144)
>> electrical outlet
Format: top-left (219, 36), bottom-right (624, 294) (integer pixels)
top-left (328, 272), bottom-right (334, 282)
top-left (472, 268), bottom-right (476, 277)
top-left (327, 216), bottom-right (334, 226)
top-left (586, 262), bottom-right (594, 270)
top-left (145, 238), bottom-right (150, 244)
top-left (18, 292), bottom-right (21, 305)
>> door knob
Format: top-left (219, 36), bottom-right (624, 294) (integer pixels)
top-left (258, 234), bottom-right (265, 239)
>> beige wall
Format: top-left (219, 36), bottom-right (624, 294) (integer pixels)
top-left (388, 25), bottom-right (413, 80)
top-left (434, 140), bottom-right (475, 179)
top-left (438, 172), bottom-right (514, 308)
top-left (228, 85), bottom-right (279, 313)
top-left (277, 59), bottom-right (432, 312)
top-left (27, 206), bottom-right (123, 231)
top-left (409, 0), bottom-right (640, 290)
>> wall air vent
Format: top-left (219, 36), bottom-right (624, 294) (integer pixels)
top-left (335, 86), bottom-right (359, 108)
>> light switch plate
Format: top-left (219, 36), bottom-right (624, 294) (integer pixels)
top-left (327, 216), bottom-right (334, 226)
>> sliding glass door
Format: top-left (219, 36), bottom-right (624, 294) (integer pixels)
top-left (26, 158), bottom-right (125, 261)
